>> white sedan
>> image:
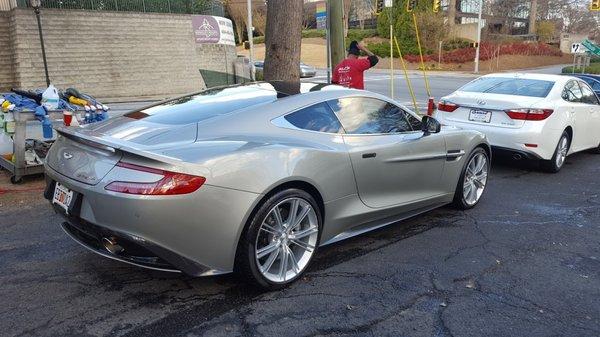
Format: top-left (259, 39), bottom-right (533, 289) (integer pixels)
top-left (435, 73), bottom-right (600, 172)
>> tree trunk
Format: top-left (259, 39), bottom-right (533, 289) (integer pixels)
top-left (263, 0), bottom-right (303, 82)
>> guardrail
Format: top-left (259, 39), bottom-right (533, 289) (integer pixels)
top-left (5, 0), bottom-right (222, 15)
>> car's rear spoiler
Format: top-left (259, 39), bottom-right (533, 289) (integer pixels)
top-left (55, 125), bottom-right (183, 166)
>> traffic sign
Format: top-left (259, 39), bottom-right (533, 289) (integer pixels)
top-left (571, 43), bottom-right (586, 54)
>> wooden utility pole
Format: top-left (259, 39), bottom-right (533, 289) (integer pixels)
top-left (528, 0), bottom-right (537, 35)
top-left (263, 0), bottom-right (303, 81)
top-left (447, 0), bottom-right (456, 26)
top-left (329, 0), bottom-right (346, 68)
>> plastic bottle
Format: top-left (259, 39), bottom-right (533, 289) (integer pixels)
top-left (42, 116), bottom-right (53, 139)
top-left (4, 112), bottom-right (15, 134)
top-left (41, 84), bottom-right (60, 110)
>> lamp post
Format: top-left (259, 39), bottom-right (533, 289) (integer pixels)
top-left (30, 0), bottom-right (50, 87)
top-left (474, 0), bottom-right (483, 74)
top-left (246, 0), bottom-right (254, 80)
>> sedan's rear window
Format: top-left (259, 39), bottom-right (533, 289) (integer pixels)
top-left (459, 77), bottom-right (555, 98)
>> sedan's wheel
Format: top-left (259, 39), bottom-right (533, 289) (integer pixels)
top-left (453, 148), bottom-right (489, 210)
top-left (237, 189), bottom-right (321, 289)
top-left (541, 131), bottom-right (570, 173)
top-left (590, 142), bottom-right (600, 154)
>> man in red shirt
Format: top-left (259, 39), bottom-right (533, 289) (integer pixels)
top-left (332, 41), bottom-right (379, 90)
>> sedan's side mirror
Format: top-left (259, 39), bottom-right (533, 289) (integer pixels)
top-left (421, 116), bottom-right (441, 134)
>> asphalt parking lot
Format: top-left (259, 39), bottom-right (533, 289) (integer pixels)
top-left (1, 151), bottom-right (599, 336)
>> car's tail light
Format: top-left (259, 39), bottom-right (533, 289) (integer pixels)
top-left (105, 162), bottom-right (205, 195)
top-left (438, 101), bottom-right (459, 112)
top-left (505, 108), bottom-right (553, 121)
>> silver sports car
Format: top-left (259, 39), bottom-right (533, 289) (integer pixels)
top-left (44, 82), bottom-right (491, 289)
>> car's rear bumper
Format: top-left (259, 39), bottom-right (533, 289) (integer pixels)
top-left (436, 114), bottom-right (559, 160)
top-left (491, 146), bottom-right (542, 160)
top-left (44, 165), bottom-right (261, 275)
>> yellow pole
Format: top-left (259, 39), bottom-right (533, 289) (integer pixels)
top-left (394, 36), bottom-right (419, 114)
top-left (412, 12), bottom-right (431, 97)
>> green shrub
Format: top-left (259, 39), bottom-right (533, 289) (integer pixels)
top-left (443, 38), bottom-right (472, 51)
top-left (346, 29), bottom-right (379, 42)
top-left (302, 29), bottom-right (326, 38)
top-left (562, 63), bottom-right (600, 74)
top-left (252, 36), bottom-right (265, 44)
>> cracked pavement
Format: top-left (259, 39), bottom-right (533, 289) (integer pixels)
top-left (1, 153), bottom-right (599, 337)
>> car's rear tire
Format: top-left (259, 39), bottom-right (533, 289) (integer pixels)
top-left (236, 189), bottom-right (322, 290)
top-left (541, 131), bottom-right (570, 173)
top-left (452, 147), bottom-right (489, 210)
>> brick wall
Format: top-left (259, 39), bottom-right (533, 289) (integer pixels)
top-left (0, 12), bottom-right (15, 90)
top-left (3, 8), bottom-right (237, 100)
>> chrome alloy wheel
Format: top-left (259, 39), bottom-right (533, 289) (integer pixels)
top-left (255, 197), bottom-right (319, 283)
top-left (555, 136), bottom-right (569, 169)
top-left (463, 152), bottom-right (489, 206)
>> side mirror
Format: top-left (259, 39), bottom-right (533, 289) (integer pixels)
top-left (421, 115), bottom-right (441, 134)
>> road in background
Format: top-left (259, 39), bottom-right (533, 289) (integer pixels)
top-left (107, 64), bottom-right (567, 116)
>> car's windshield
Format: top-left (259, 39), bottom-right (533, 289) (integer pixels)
top-left (124, 84), bottom-right (278, 125)
top-left (459, 77), bottom-right (555, 98)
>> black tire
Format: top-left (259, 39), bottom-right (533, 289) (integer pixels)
top-left (589, 142), bottom-right (600, 154)
top-left (452, 147), bottom-right (489, 210)
top-left (10, 175), bottom-right (23, 184)
top-left (541, 131), bottom-right (570, 173)
top-left (235, 188), bottom-right (322, 290)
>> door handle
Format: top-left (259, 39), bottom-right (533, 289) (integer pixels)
top-left (362, 153), bottom-right (377, 159)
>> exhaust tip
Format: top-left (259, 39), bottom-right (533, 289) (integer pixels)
top-left (102, 237), bottom-right (124, 255)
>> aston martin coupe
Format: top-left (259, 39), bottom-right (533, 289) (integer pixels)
top-left (44, 82), bottom-right (491, 289)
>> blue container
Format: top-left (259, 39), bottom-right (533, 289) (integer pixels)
top-left (42, 116), bottom-right (53, 139)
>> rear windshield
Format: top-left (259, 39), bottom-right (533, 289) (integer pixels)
top-left (124, 84), bottom-right (278, 125)
top-left (459, 77), bottom-right (555, 98)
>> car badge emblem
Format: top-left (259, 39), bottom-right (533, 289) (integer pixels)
top-left (477, 100), bottom-right (486, 106)
top-left (63, 152), bottom-right (74, 160)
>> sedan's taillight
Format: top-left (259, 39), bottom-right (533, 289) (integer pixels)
top-left (505, 108), bottom-right (554, 121)
top-left (438, 101), bottom-right (459, 112)
top-left (105, 162), bottom-right (205, 195)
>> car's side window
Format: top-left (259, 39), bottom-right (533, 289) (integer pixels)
top-left (562, 81), bottom-right (583, 103)
top-left (284, 102), bottom-right (344, 133)
top-left (579, 82), bottom-right (600, 105)
top-left (591, 81), bottom-right (600, 91)
top-left (405, 111), bottom-right (423, 131)
top-left (327, 97), bottom-right (412, 134)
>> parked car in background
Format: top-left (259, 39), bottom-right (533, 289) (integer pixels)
top-left (45, 82), bottom-right (490, 289)
top-left (436, 73), bottom-right (600, 172)
top-left (564, 73), bottom-right (600, 97)
top-left (254, 61), bottom-right (317, 79)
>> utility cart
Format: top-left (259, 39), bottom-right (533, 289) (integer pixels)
top-left (0, 110), bottom-right (64, 184)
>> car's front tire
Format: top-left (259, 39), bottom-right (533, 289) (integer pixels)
top-left (453, 147), bottom-right (489, 210)
top-left (236, 189), bottom-right (322, 290)
top-left (541, 131), bottom-right (570, 173)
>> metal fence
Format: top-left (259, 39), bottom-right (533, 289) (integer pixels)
top-left (12, 0), bottom-right (223, 15)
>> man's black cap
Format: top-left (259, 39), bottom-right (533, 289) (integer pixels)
top-left (348, 40), bottom-right (360, 56)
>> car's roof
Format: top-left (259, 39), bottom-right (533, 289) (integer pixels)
top-left (124, 82), bottom-right (368, 126)
top-left (482, 72), bottom-right (570, 83)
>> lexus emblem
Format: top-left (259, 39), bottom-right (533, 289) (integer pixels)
top-left (477, 100), bottom-right (486, 106)
top-left (63, 151), bottom-right (74, 160)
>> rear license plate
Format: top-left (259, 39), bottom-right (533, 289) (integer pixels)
top-left (53, 183), bottom-right (74, 214)
top-left (469, 109), bottom-right (492, 123)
